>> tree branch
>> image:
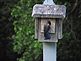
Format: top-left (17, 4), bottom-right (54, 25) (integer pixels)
top-left (68, 0), bottom-right (78, 15)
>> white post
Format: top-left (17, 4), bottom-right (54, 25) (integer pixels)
top-left (43, 0), bottom-right (56, 61)
top-left (43, 43), bottom-right (57, 61)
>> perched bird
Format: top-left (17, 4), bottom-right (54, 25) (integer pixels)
top-left (44, 21), bottom-right (51, 40)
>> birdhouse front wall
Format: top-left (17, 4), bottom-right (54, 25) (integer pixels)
top-left (35, 18), bottom-right (63, 42)
top-left (38, 18), bottom-right (58, 42)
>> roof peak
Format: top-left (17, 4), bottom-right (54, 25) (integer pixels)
top-left (43, 0), bottom-right (55, 5)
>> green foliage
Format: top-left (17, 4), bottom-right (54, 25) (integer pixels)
top-left (0, 0), bottom-right (20, 61)
top-left (11, 0), bottom-right (42, 61)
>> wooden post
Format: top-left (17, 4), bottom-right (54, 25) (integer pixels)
top-left (43, 43), bottom-right (57, 61)
top-left (43, 0), bottom-right (57, 61)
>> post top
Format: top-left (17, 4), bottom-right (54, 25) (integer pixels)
top-left (32, 4), bottom-right (66, 18)
top-left (43, 0), bottom-right (55, 5)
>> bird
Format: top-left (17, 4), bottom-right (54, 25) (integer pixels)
top-left (44, 21), bottom-right (51, 40)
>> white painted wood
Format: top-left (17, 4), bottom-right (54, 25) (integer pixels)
top-left (35, 19), bottom-right (38, 39)
top-left (43, 43), bottom-right (57, 61)
top-left (38, 18), bottom-right (41, 40)
top-left (43, 0), bottom-right (55, 5)
top-left (58, 19), bottom-right (63, 39)
top-left (38, 18), bottom-right (58, 42)
top-left (56, 19), bottom-right (63, 39)
top-left (32, 4), bottom-right (66, 18)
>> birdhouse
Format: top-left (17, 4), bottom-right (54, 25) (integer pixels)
top-left (32, 4), bottom-right (66, 42)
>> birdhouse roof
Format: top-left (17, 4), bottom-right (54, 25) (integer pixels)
top-left (32, 4), bottom-right (66, 18)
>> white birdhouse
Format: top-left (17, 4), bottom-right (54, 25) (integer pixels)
top-left (32, 4), bottom-right (66, 42)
